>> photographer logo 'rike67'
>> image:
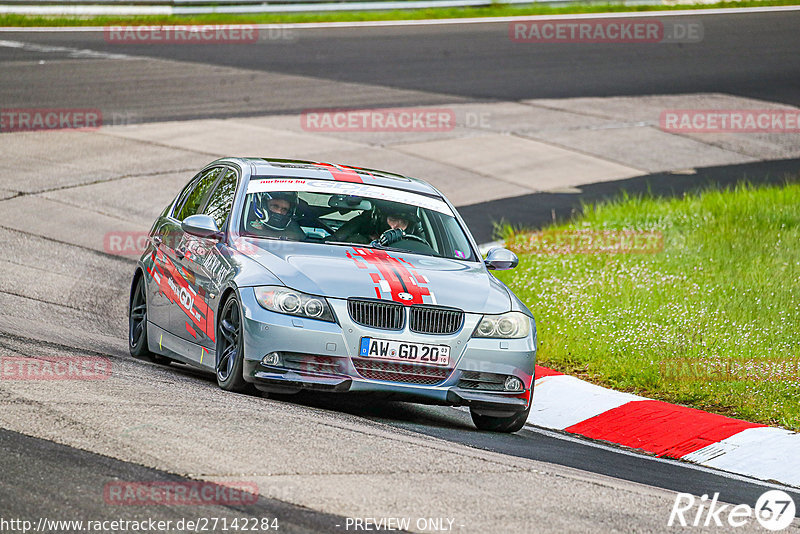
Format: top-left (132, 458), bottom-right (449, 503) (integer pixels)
top-left (669, 490), bottom-right (796, 530)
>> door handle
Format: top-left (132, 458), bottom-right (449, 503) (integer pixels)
top-left (175, 247), bottom-right (186, 259)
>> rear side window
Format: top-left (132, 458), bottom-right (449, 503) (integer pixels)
top-left (171, 173), bottom-right (201, 218)
top-left (175, 167), bottom-right (223, 221)
top-left (203, 168), bottom-right (238, 229)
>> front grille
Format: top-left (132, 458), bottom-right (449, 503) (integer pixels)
top-left (282, 353), bottom-right (343, 375)
top-left (352, 358), bottom-right (451, 385)
top-left (410, 306), bottom-right (463, 335)
top-left (458, 370), bottom-right (507, 391)
top-left (348, 299), bottom-right (404, 330)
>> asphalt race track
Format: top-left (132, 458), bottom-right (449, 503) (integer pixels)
top-left (1, 8), bottom-right (800, 533)
top-left (1, 11), bottom-right (799, 122)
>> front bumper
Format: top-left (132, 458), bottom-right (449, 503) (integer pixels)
top-left (239, 290), bottom-right (536, 414)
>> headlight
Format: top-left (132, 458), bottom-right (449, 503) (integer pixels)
top-left (253, 286), bottom-right (335, 322)
top-left (472, 312), bottom-right (531, 339)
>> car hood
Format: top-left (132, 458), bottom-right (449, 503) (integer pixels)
top-left (237, 239), bottom-right (511, 314)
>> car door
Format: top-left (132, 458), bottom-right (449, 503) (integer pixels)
top-left (170, 166), bottom-right (239, 364)
top-left (146, 172), bottom-right (202, 331)
top-left (156, 166), bottom-right (224, 356)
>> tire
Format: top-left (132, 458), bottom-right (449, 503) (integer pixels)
top-left (129, 274), bottom-right (170, 365)
top-left (470, 403), bottom-right (531, 433)
top-left (216, 294), bottom-right (255, 394)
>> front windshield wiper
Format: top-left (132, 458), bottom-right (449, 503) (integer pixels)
top-left (326, 240), bottom-right (432, 256)
top-left (241, 234), bottom-right (292, 241)
top-left (324, 240), bottom-right (381, 249)
top-left (318, 240), bottom-right (446, 259)
top-left (366, 240), bottom-right (440, 258)
top-left (381, 246), bottom-right (438, 258)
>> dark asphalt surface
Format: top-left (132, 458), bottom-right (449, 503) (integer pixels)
top-left (462, 157), bottom-right (800, 242)
top-left (108, 354), bottom-right (800, 518)
top-left (270, 388), bottom-right (800, 517)
top-left (0, 11), bottom-right (799, 121)
top-left (0, 428), bottom-right (352, 533)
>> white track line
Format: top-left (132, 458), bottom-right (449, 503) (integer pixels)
top-left (0, 5), bottom-right (798, 32)
top-left (0, 38), bottom-right (135, 59)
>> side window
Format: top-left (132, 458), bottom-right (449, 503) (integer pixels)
top-left (171, 173), bottom-right (201, 218)
top-left (440, 215), bottom-right (475, 261)
top-left (175, 167), bottom-right (223, 221)
top-left (420, 210), bottom-right (440, 254)
top-left (203, 168), bottom-right (238, 229)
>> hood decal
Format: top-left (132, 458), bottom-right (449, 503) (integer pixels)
top-left (346, 248), bottom-right (436, 305)
top-left (241, 240), bottom-right (511, 313)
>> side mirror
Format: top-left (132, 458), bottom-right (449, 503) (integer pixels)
top-left (484, 247), bottom-right (518, 270)
top-left (181, 214), bottom-right (221, 239)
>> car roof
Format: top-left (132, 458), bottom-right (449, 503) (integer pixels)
top-left (228, 157), bottom-right (442, 197)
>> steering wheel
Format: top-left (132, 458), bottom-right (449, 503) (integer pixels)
top-left (398, 234), bottom-right (429, 245)
top-left (385, 233), bottom-right (436, 255)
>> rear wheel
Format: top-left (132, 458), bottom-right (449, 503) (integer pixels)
top-left (470, 403), bottom-right (531, 433)
top-left (216, 294), bottom-right (255, 394)
top-left (128, 275), bottom-right (170, 364)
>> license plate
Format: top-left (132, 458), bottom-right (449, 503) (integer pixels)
top-left (359, 337), bottom-right (450, 367)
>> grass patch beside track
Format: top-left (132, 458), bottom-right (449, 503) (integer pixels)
top-left (0, 0), bottom-right (797, 27)
top-left (493, 181), bottom-right (800, 430)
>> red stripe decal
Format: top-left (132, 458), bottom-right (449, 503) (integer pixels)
top-left (185, 322), bottom-right (198, 339)
top-left (346, 248), bottom-right (437, 305)
top-left (564, 400), bottom-right (765, 458)
top-left (206, 307), bottom-right (214, 344)
top-left (340, 164), bottom-right (374, 179)
top-left (350, 248), bottom-right (427, 304)
top-left (354, 249), bottom-right (403, 298)
top-left (346, 250), bottom-right (368, 269)
top-left (383, 254), bottom-right (424, 304)
top-left (319, 162), bottom-right (363, 183)
top-left (158, 254), bottom-right (215, 343)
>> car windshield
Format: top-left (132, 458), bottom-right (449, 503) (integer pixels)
top-left (240, 177), bottom-right (477, 261)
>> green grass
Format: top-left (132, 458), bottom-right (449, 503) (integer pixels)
top-left (1, 0), bottom-right (797, 27)
top-left (493, 181), bottom-right (800, 430)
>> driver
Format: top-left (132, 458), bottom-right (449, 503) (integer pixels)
top-left (247, 191), bottom-right (305, 241)
top-left (332, 203), bottom-right (418, 244)
top-left (375, 207), bottom-right (416, 246)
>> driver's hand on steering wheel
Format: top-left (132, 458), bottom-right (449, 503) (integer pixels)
top-left (378, 228), bottom-right (404, 246)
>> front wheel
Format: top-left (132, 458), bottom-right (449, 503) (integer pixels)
top-left (216, 294), bottom-right (255, 394)
top-left (470, 403), bottom-right (531, 433)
